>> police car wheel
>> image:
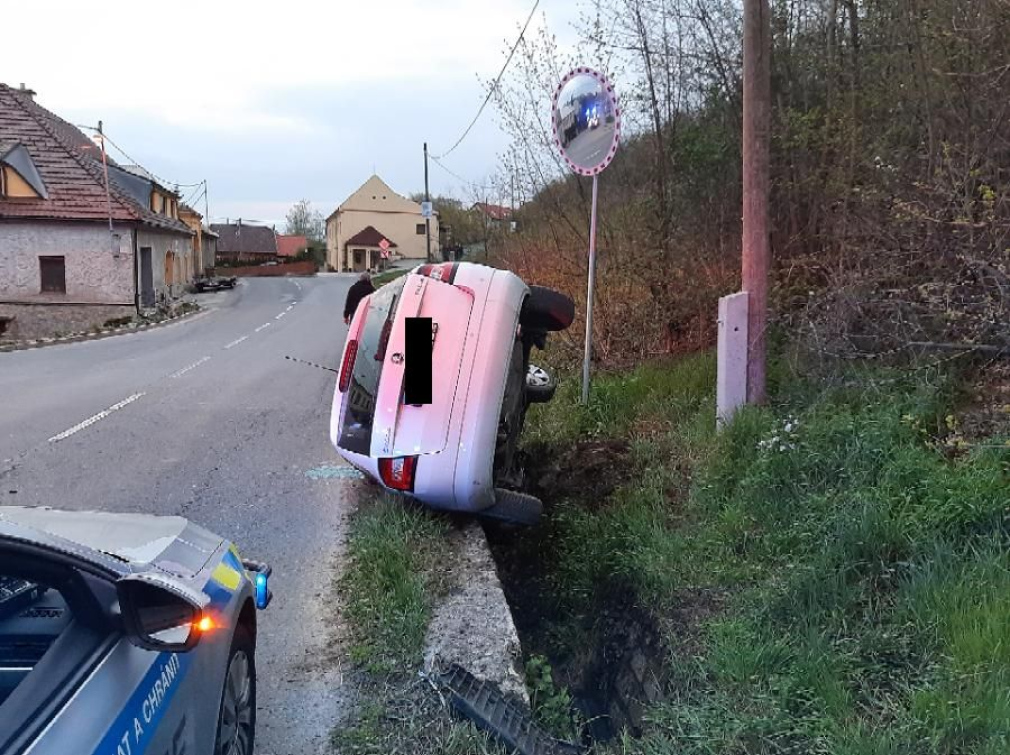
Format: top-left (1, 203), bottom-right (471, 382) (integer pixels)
top-left (215, 627), bottom-right (256, 755)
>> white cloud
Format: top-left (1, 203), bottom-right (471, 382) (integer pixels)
top-left (4, 0), bottom-right (585, 217)
top-left (5, 0), bottom-right (562, 134)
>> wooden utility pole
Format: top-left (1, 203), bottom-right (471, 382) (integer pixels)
top-left (742, 0), bottom-right (772, 404)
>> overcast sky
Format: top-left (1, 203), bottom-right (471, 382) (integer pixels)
top-left (5, 0), bottom-right (581, 228)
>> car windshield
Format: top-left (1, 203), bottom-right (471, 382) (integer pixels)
top-left (338, 276), bottom-right (408, 455)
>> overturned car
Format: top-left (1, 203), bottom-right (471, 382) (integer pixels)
top-left (329, 262), bottom-right (575, 525)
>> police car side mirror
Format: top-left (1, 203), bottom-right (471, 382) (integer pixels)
top-left (117, 574), bottom-right (208, 653)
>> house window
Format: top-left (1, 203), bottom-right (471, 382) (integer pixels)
top-left (39, 256), bottom-right (66, 294)
top-left (416, 223), bottom-right (425, 235)
top-left (0, 167), bottom-right (6, 197)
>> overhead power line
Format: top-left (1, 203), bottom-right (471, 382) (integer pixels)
top-left (431, 0), bottom-right (540, 160)
top-left (73, 122), bottom-right (203, 191)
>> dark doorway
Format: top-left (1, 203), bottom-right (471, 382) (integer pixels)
top-left (139, 247), bottom-right (155, 307)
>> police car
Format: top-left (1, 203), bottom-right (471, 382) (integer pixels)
top-left (0, 506), bottom-right (272, 755)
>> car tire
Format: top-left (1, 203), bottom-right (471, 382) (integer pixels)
top-left (481, 489), bottom-right (543, 526)
top-left (526, 364), bottom-right (556, 403)
top-left (494, 340), bottom-right (527, 482)
top-left (214, 625), bottom-right (256, 755)
top-left (520, 286), bottom-right (575, 332)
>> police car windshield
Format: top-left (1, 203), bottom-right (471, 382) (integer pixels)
top-left (338, 276), bottom-right (408, 455)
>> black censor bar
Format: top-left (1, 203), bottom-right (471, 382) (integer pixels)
top-left (403, 317), bottom-right (433, 405)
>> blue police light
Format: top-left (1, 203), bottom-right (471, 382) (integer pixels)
top-left (254, 572), bottom-right (270, 610)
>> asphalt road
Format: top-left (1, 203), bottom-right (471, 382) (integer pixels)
top-left (565, 123), bottom-right (616, 170)
top-left (0, 275), bottom-right (361, 755)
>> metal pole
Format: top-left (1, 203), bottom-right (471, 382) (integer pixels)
top-left (423, 142), bottom-right (432, 263)
top-left (203, 180), bottom-right (210, 275)
top-left (97, 121), bottom-right (115, 246)
top-left (742, 0), bottom-right (771, 404)
top-left (581, 174), bottom-right (600, 405)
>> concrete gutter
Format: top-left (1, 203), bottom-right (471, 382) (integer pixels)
top-left (0, 307), bottom-right (208, 353)
top-left (423, 521), bottom-right (529, 704)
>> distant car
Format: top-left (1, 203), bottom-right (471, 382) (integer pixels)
top-left (0, 506), bottom-right (272, 755)
top-left (329, 262), bottom-right (574, 525)
top-left (193, 276), bottom-right (237, 293)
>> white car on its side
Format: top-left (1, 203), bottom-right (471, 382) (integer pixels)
top-left (329, 262), bottom-right (574, 524)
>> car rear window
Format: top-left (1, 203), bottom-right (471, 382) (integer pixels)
top-left (338, 276), bottom-right (408, 454)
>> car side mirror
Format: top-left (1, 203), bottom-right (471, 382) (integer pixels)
top-left (117, 574), bottom-right (209, 653)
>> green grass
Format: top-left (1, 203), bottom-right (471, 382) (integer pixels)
top-left (370, 268), bottom-right (409, 287)
top-left (519, 352), bottom-right (1010, 754)
top-left (339, 493), bottom-right (446, 674)
top-left (335, 493), bottom-right (524, 753)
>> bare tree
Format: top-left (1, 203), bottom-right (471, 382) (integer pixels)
top-left (284, 199), bottom-right (325, 241)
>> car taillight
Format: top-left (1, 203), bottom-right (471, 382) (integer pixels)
top-left (378, 456), bottom-right (418, 491)
top-left (338, 340), bottom-right (358, 392)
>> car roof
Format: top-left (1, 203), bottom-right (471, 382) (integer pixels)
top-left (0, 506), bottom-right (223, 580)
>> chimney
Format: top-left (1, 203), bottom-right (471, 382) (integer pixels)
top-left (18, 83), bottom-right (36, 100)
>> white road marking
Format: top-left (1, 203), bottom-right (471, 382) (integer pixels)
top-left (275, 312), bottom-right (286, 320)
top-left (224, 335), bottom-right (249, 349)
top-left (48, 393), bottom-right (146, 442)
top-left (286, 304), bottom-right (294, 311)
top-left (255, 323), bottom-right (271, 332)
top-left (293, 281), bottom-right (302, 290)
top-left (170, 356), bottom-right (211, 378)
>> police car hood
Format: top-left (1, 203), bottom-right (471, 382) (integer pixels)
top-left (0, 506), bottom-right (223, 579)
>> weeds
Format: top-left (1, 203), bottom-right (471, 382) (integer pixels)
top-left (515, 350), bottom-right (1010, 754)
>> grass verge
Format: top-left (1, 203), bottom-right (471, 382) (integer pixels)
top-left (371, 268), bottom-right (410, 287)
top-left (506, 352), bottom-right (1010, 754)
top-left (332, 492), bottom-right (510, 754)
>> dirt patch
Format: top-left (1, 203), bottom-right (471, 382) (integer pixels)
top-left (486, 438), bottom-right (715, 744)
top-left (519, 439), bottom-right (632, 510)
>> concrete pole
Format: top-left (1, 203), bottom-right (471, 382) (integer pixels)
top-left (742, 0), bottom-right (772, 404)
top-left (424, 142), bottom-right (432, 263)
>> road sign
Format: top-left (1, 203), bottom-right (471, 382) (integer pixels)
top-left (378, 238), bottom-right (390, 251)
top-left (421, 201), bottom-right (433, 218)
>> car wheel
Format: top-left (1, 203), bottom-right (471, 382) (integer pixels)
top-left (481, 489), bottom-right (543, 526)
top-left (525, 364), bottom-right (556, 404)
top-left (494, 340), bottom-right (526, 484)
top-left (520, 286), bottom-right (575, 332)
top-left (215, 626), bottom-right (256, 755)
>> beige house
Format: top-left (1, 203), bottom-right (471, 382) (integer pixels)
top-left (326, 175), bottom-right (435, 272)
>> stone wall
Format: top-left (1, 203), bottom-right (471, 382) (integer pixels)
top-left (211, 261), bottom-right (317, 277)
top-left (0, 303), bottom-right (134, 340)
top-left (136, 227), bottom-right (195, 301)
top-left (0, 221), bottom-right (134, 303)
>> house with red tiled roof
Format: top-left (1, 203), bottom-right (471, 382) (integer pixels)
top-left (276, 233), bottom-right (307, 258)
top-left (470, 202), bottom-right (513, 222)
top-left (0, 83), bottom-right (195, 339)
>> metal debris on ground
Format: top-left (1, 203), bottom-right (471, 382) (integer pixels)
top-left (437, 664), bottom-right (583, 755)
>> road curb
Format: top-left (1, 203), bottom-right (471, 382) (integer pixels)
top-left (0, 308), bottom-right (205, 353)
top-left (423, 521), bottom-right (529, 704)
